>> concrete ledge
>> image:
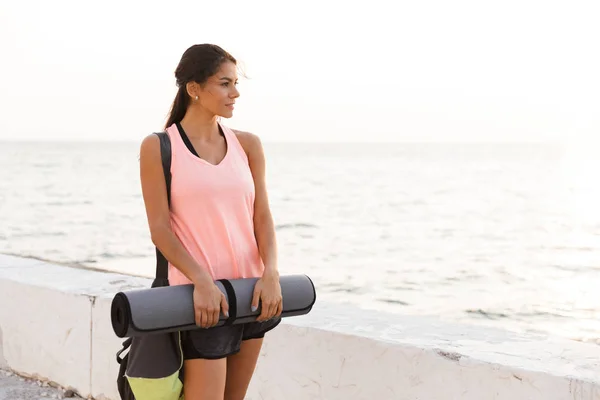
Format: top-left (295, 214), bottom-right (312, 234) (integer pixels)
top-left (1, 254), bottom-right (599, 399)
top-left (0, 254), bottom-right (149, 400)
top-left (0, 279), bottom-right (91, 395)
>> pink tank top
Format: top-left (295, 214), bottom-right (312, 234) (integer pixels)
top-left (165, 122), bottom-right (265, 285)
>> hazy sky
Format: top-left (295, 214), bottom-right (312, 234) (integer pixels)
top-left (1, 0), bottom-right (599, 143)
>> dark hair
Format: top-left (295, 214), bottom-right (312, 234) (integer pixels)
top-left (165, 44), bottom-right (237, 128)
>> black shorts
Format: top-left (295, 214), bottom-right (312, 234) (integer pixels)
top-left (180, 318), bottom-right (281, 360)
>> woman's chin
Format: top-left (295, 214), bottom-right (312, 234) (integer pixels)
top-left (218, 110), bottom-right (234, 119)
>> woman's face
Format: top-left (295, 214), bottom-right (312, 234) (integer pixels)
top-left (196, 61), bottom-right (240, 118)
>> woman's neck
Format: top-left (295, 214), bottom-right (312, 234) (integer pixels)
top-left (179, 108), bottom-right (221, 140)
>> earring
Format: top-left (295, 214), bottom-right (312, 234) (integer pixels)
top-left (195, 96), bottom-right (198, 101)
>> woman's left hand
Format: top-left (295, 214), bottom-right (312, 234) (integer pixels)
top-left (251, 273), bottom-right (283, 322)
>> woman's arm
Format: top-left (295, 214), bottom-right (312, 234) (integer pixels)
top-left (234, 130), bottom-right (279, 278)
top-left (235, 130), bottom-right (282, 321)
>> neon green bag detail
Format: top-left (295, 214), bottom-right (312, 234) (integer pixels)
top-left (126, 369), bottom-right (184, 400)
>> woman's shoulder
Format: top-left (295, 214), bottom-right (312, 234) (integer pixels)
top-left (231, 128), bottom-right (260, 145)
top-left (139, 133), bottom-right (161, 156)
top-left (230, 128), bottom-right (263, 157)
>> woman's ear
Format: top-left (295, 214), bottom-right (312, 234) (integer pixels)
top-left (186, 81), bottom-right (200, 101)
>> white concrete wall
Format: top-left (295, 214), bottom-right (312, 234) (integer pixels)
top-left (0, 255), bottom-right (150, 400)
top-left (1, 253), bottom-right (599, 400)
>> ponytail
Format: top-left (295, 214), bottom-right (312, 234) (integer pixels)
top-left (165, 86), bottom-right (189, 129)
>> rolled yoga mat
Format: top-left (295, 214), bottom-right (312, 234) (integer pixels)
top-left (111, 274), bottom-right (316, 338)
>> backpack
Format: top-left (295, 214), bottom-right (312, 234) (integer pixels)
top-left (115, 131), bottom-right (184, 400)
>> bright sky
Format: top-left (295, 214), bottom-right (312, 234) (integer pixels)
top-left (1, 0), bottom-right (599, 143)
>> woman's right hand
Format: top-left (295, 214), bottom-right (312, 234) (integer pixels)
top-left (193, 281), bottom-right (229, 328)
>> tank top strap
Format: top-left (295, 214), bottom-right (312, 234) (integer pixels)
top-left (165, 123), bottom-right (185, 154)
top-left (220, 123), bottom-right (249, 164)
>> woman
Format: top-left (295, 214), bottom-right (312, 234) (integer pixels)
top-left (139, 44), bottom-right (283, 400)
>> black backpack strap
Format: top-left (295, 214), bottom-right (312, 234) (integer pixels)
top-left (152, 131), bottom-right (171, 288)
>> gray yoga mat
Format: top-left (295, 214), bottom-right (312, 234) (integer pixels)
top-left (111, 274), bottom-right (316, 338)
